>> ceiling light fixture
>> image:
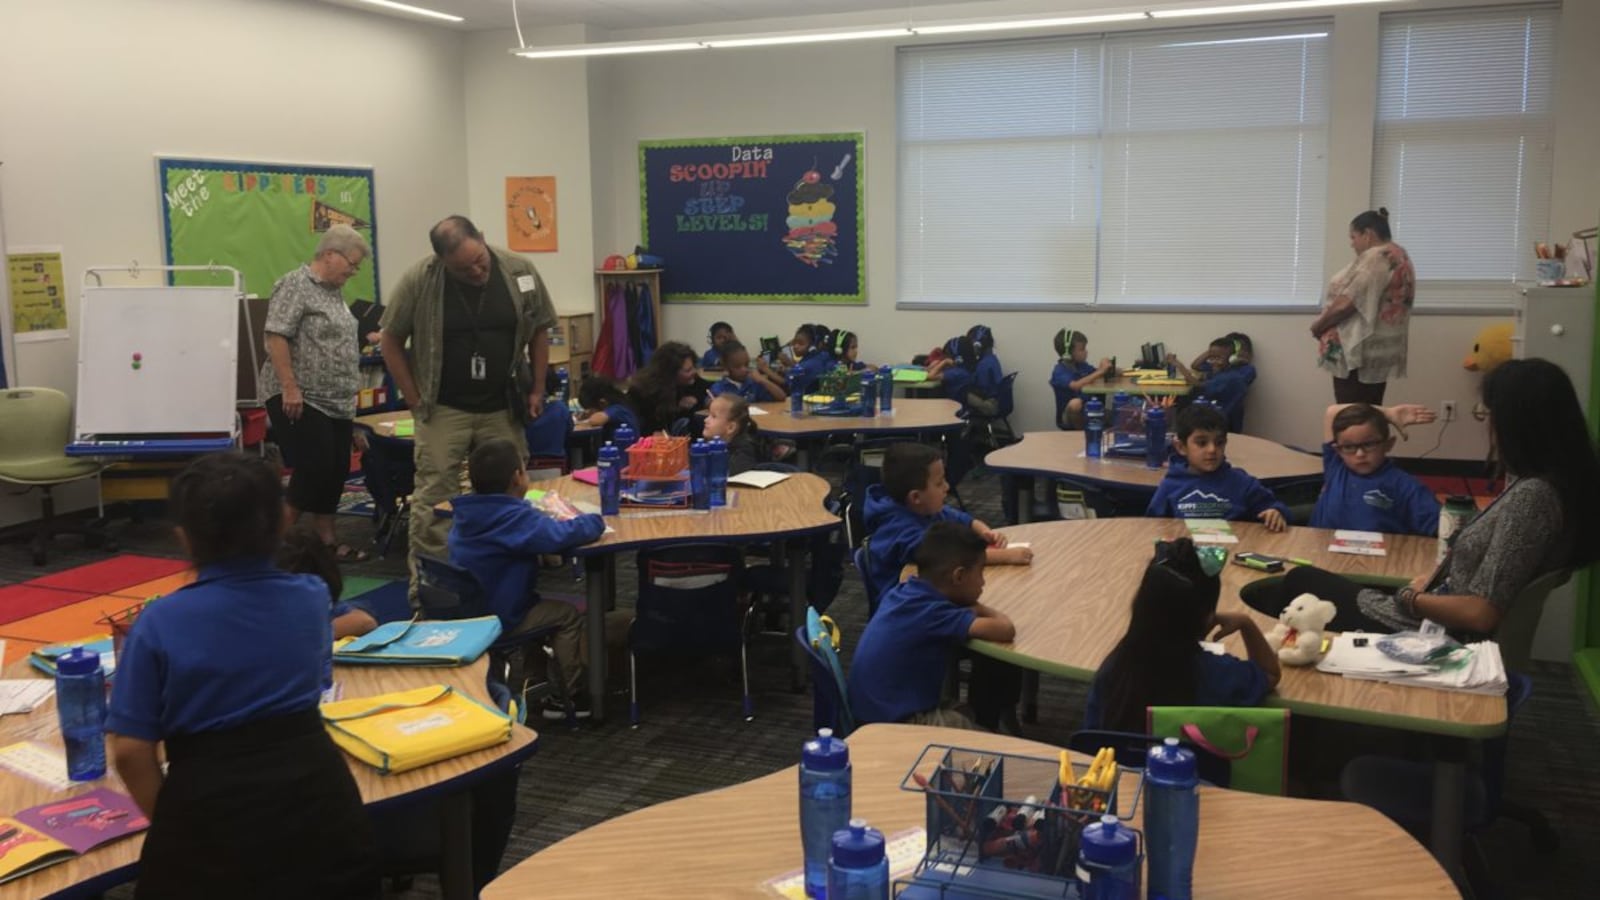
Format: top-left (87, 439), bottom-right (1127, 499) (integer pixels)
top-left (703, 28), bottom-right (912, 48)
top-left (356, 0), bottom-right (464, 23)
top-left (911, 13), bottom-right (1149, 36)
top-left (1149, 0), bottom-right (1400, 17)
top-left (513, 40), bottom-right (706, 59)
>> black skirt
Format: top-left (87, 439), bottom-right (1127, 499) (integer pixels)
top-left (136, 709), bottom-right (380, 900)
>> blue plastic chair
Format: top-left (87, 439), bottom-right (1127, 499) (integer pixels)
top-left (628, 544), bottom-right (752, 727)
top-left (359, 430), bottom-right (415, 559)
top-left (795, 621), bottom-right (855, 737)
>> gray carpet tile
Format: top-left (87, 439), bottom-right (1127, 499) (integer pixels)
top-left (6, 465), bottom-right (1597, 899)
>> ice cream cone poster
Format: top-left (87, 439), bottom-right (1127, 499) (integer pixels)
top-left (640, 133), bottom-right (864, 304)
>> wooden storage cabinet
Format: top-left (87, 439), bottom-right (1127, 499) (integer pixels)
top-left (550, 312), bottom-right (594, 392)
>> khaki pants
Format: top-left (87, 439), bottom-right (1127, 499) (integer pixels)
top-left (512, 599), bottom-right (585, 697)
top-left (408, 405), bottom-right (527, 600)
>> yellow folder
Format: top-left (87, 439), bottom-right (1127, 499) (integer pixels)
top-left (321, 684), bottom-right (512, 774)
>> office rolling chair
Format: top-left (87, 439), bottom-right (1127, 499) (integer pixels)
top-left (0, 388), bottom-right (113, 565)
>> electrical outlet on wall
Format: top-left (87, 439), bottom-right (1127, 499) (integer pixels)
top-left (1442, 400), bottom-right (1457, 422)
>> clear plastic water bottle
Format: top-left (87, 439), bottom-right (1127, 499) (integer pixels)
top-left (1111, 391), bottom-right (1133, 437)
top-left (790, 370), bottom-right (805, 417)
top-left (708, 437), bottom-right (729, 507)
top-left (1077, 815), bottom-right (1140, 900)
top-left (55, 648), bottom-right (107, 781)
top-left (1438, 494), bottom-right (1476, 564)
top-left (859, 369), bottom-right (877, 419)
top-left (555, 367), bottom-right (570, 407)
top-left (597, 441), bottom-right (622, 516)
top-left (1084, 397), bottom-right (1106, 459)
top-left (1144, 406), bottom-right (1167, 469)
top-left (1145, 738), bottom-right (1199, 900)
top-left (800, 728), bottom-right (852, 898)
top-left (828, 818), bottom-right (889, 900)
top-left (613, 422), bottom-right (637, 454)
top-left (878, 365), bottom-right (894, 413)
top-left (690, 440), bottom-right (711, 510)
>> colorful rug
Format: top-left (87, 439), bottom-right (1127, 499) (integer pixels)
top-left (1417, 474), bottom-right (1500, 509)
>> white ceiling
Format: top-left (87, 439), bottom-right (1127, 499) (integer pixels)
top-left (320, 0), bottom-right (958, 32)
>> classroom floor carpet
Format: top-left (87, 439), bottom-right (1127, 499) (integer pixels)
top-left (3, 468), bottom-right (1596, 899)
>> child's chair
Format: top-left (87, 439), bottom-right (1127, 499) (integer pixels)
top-left (628, 544), bottom-right (753, 727)
top-left (359, 429), bottom-right (415, 559)
top-left (414, 554), bottom-right (576, 726)
top-left (794, 609), bottom-right (855, 736)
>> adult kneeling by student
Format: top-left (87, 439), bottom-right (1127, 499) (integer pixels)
top-left (379, 215), bottom-right (558, 599)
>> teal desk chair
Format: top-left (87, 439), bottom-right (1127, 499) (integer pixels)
top-left (0, 388), bottom-right (111, 564)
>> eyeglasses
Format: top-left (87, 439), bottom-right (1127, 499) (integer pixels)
top-left (332, 250), bottom-right (364, 271)
top-left (1335, 440), bottom-right (1385, 456)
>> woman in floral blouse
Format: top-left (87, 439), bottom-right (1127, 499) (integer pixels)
top-left (1311, 208), bottom-right (1415, 404)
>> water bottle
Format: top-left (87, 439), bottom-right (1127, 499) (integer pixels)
top-left (827, 818), bottom-right (889, 900)
top-left (555, 367), bottom-right (570, 406)
top-left (878, 365), bottom-right (894, 413)
top-left (1144, 406), bottom-right (1167, 469)
top-left (1438, 495), bottom-right (1477, 564)
top-left (55, 648), bottom-right (107, 781)
top-left (1084, 397), bottom-right (1106, 459)
top-left (800, 728), bottom-right (852, 898)
top-left (860, 369), bottom-right (877, 419)
top-left (1111, 392), bottom-right (1134, 437)
top-left (1077, 815), bottom-right (1141, 900)
top-left (597, 441), bottom-right (622, 516)
top-left (690, 440), bottom-right (711, 510)
top-left (1145, 738), bottom-right (1199, 900)
top-left (613, 422), bottom-right (637, 454)
top-left (708, 437), bottom-right (729, 507)
top-left (789, 369), bottom-right (805, 417)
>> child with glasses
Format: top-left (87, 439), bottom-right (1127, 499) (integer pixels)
top-left (1309, 402), bottom-right (1439, 536)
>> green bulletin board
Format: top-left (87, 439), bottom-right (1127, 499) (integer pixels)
top-left (158, 158), bottom-right (379, 302)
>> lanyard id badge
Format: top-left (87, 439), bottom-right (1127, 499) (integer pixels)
top-left (470, 353), bottom-right (488, 381)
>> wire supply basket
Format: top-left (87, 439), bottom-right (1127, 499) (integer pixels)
top-left (622, 436), bottom-right (689, 479)
top-left (893, 743), bottom-right (1145, 899)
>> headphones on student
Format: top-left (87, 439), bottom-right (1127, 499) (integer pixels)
top-left (831, 329), bottom-right (857, 357)
top-left (967, 325), bottom-right (993, 360)
top-left (1054, 328), bottom-right (1081, 360)
top-left (943, 336), bottom-right (966, 365)
top-left (1228, 336), bottom-right (1248, 366)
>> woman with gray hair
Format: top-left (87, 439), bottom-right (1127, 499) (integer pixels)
top-left (260, 224), bottom-right (372, 561)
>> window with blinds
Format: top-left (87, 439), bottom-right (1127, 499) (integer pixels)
top-left (1373, 4), bottom-right (1557, 306)
top-left (897, 23), bottom-right (1330, 309)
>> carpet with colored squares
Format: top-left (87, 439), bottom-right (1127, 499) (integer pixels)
top-left (0, 555), bottom-right (407, 667)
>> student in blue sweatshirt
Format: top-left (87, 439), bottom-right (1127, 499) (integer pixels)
top-left (449, 438), bottom-right (606, 718)
top-left (701, 320), bottom-right (736, 369)
top-left (710, 341), bottom-right (785, 403)
top-left (1146, 403), bottom-right (1289, 531)
top-left (785, 323), bottom-right (836, 394)
top-left (1171, 334), bottom-right (1257, 433)
top-left (1049, 327), bottom-right (1113, 428)
top-left (862, 442), bottom-right (1032, 609)
top-left (849, 522), bottom-right (1016, 727)
top-left (576, 375), bottom-right (641, 443)
top-left (1311, 402), bottom-right (1440, 535)
top-left (525, 365), bottom-right (575, 461)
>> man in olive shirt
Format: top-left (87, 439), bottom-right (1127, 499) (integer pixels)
top-left (380, 215), bottom-right (557, 595)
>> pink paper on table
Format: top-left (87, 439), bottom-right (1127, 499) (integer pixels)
top-left (571, 467), bottom-right (599, 485)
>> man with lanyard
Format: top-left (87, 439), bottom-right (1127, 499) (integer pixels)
top-left (380, 215), bottom-right (558, 598)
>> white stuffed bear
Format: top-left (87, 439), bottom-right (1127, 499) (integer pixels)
top-left (1267, 593), bottom-right (1338, 666)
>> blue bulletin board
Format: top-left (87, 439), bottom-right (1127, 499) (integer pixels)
top-left (639, 133), bottom-right (864, 304)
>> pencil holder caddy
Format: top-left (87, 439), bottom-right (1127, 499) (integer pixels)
top-left (895, 744), bottom-right (1145, 899)
top-left (1534, 259), bottom-right (1564, 282)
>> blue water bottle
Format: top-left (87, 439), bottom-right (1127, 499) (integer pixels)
top-left (789, 370), bottom-right (805, 417)
top-left (878, 365), bottom-right (894, 413)
top-left (859, 369), bottom-right (877, 418)
top-left (613, 422), bottom-right (637, 454)
top-left (597, 441), bottom-right (622, 516)
top-left (800, 728), bottom-right (852, 898)
top-left (1144, 406), bottom-right (1167, 469)
top-left (1077, 815), bottom-right (1141, 900)
top-left (828, 819), bottom-right (889, 900)
top-left (1084, 397), bottom-right (1106, 459)
top-left (690, 440), bottom-right (711, 510)
top-left (55, 648), bottom-right (107, 781)
top-left (555, 367), bottom-right (570, 406)
top-left (1145, 738), bottom-right (1199, 900)
top-left (708, 437), bottom-right (729, 507)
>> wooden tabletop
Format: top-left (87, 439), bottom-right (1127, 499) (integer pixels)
top-left (986, 430), bottom-right (1321, 488)
top-left (436, 473), bottom-right (841, 554)
top-left (967, 519), bottom-right (1506, 737)
top-left (483, 722), bottom-right (1455, 899)
top-left (0, 658), bottom-right (535, 900)
top-left (353, 408), bottom-right (600, 437)
top-left (752, 398), bottom-right (964, 438)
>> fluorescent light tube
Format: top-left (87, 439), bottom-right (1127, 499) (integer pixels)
top-left (1150, 0), bottom-right (1402, 18)
top-left (355, 0), bottom-right (463, 23)
top-left (513, 41), bottom-right (704, 59)
top-left (912, 13), bottom-right (1148, 36)
top-left (702, 28), bottom-right (911, 48)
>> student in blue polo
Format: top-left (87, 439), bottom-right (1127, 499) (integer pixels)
top-left (848, 521), bottom-right (1016, 727)
top-left (108, 452), bottom-right (379, 898)
top-left (1311, 402), bottom-right (1440, 536)
top-left (710, 341), bottom-right (785, 403)
top-left (785, 323), bottom-right (836, 394)
top-left (1146, 403), bottom-right (1288, 530)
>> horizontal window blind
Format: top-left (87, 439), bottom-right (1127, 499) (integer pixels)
top-left (1372, 4), bottom-right (1557, 306)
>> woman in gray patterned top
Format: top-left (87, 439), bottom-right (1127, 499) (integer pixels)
top-left (260, 225), bottom-right (370, 561)
top-left (1253, 358), bottom-right (1600, 640)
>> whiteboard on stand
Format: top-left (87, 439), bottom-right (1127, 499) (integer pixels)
top-left (76, 284), bottom-right (239, 436)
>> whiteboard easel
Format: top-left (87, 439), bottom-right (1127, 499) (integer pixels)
top-left (74, 266), bottom-right (244, 445)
